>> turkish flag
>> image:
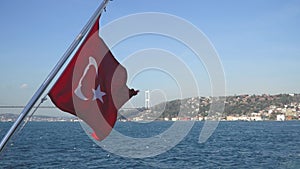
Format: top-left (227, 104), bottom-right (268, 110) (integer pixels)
top-left (49, 17), bottom-right (138, 141)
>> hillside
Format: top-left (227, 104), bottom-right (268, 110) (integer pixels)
top-left (120, 94), bottom-right (300, 121)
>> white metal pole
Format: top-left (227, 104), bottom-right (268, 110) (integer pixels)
top-left (0, 0), bottom-right (111, 153)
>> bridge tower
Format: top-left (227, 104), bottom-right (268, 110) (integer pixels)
top-left (145, 90), bottom-right (150, 109)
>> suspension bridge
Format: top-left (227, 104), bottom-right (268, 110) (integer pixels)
top-left (0, 90), bottom-right (151, 110)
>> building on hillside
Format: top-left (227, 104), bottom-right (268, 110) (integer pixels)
top-left (276, 114), bottom-right (285, 121)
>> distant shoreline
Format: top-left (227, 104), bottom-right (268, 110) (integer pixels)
top-left (1, 120), bottom-right (299, 123)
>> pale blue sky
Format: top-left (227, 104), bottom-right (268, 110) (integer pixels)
top-left (0, 0), bottom-right (299, 110)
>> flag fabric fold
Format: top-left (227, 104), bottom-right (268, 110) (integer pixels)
top-left (49, 17), bottom-right (138, 141)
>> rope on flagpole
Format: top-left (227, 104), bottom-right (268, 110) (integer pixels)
top-left (0, 0), bottom-right (111, 153)
top-left (17, 97), bottom-right (48, 134)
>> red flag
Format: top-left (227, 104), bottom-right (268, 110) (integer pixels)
top-left (49, 18), bottom-right (138, 141)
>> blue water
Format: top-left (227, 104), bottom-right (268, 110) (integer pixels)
top-left (0, 121), bottom-right (300, 168)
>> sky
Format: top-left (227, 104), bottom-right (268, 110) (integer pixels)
top-left (0, 0), bottom-right (299, 115)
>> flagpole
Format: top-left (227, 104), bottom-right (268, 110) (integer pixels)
top-left (0, 0), bottom-right (111, 153)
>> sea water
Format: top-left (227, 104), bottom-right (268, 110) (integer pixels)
top-left (0, 121), bottom-right (299, 168)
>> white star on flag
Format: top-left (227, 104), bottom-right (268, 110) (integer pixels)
top-left (92, 85), bottom-right (106, 103)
